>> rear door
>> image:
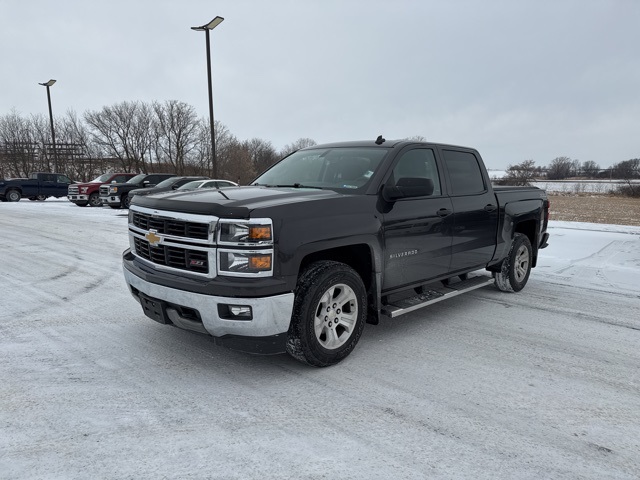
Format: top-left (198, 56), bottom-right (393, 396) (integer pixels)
top-left (381, 147), bottom-right (453, 291)
top-left (440, 148), bottom-right (498, 273)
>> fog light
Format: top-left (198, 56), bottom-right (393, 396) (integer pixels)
top-left (218, 304), bottom-right (253, 321)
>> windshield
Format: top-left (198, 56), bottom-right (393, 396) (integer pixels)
top-left (178, 180), bottom-right (206, 190)
top-left (127, 174), bottom-right (147, 184)
top-left (91, 173), bottom-right (112, 183)
top-left (154, 178), bottom-right (178, 188)
top-left (253, 147), bottom-right (388, 192)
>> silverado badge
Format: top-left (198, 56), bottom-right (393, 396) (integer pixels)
top-left (145, 230), bottom-right (162, 246)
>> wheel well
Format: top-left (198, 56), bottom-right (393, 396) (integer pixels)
top-left (299, 244), bottom-right (373, 291)
top-left (514, 219), bottom-right (537, 266)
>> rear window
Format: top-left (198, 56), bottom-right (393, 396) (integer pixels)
top-left (442, 150), bottom-right (486, 196)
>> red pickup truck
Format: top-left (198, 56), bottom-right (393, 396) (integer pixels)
top-left (67, 172), bottom-right (136, 207)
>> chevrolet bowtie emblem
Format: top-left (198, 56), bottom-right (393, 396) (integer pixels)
top-left (145, 230), bottom-right (162, 246)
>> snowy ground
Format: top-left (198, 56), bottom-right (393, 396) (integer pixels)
top-left (1, 199), bottom-right (639, 479)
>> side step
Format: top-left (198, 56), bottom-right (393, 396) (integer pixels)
top-left (381, 274), bottom-right (495, 318)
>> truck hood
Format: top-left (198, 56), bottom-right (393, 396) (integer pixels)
top-left (131, 186), bottom-right (352, 218)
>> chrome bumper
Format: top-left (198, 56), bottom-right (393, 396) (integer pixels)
top-left (123, 267), bottom-right (294, 338)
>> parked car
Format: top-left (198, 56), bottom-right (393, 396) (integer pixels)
top-left (176, 179), bottom-right (238, 191)
top-left (0, 173), bottom-right (74, 202)
top-left (128, 176), bottom-right (209, 200)
top-left (100, 173), bottom-right (177, 209)
top-left (68, 172), bottom-right (137, 207)
top-left (123, 137), bottom-right (550, 366)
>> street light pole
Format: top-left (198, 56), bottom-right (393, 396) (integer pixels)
top-left (39, 79), bottom-right (58, 172)
top-left (191, 16), bottom-right (224, 178)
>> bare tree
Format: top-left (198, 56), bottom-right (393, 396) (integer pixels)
top-left (279, 137), bottom-right (316, 157)
top-left (546, 156), bottom-right (574, 180)
top-left (221, 139), bottom-right (256, 185)
top-left (582, 160), bottom-right (600, 178)
top-left (0, 111), bottom-right (40, 178)
top-left (244, 137), bottom-right (279, 176)
top-left (152, 100), bottom-right (200, 175)
top-left (84, 101), bottom-right (155, 173)
top-left (497, 160), bottom-right (538, 186)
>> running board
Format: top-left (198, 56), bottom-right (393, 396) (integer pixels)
top-left (382, 275), bottom-right (495, 318)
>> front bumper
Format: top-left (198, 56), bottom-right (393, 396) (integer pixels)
top-left (106, 195), bottom-right (121, 207)
top-left (123, 264), bottom-right (294, 354)
top-left (68, 194), bottom-right (88, 202)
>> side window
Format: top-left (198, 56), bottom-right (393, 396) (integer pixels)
top-left (392, 149), bottom-right (441, 196)
top-left (146, 175), bottom-right (161, 184)
top-left (42, 174), bottom-right (55, 182)
top-left (442, 150), bottom-right (486, 196)
top-left (112, 175), bottom-right (128, 183)
top-left (57, 175), bottom-right (71, 184)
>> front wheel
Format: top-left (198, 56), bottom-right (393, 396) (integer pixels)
top-left (286, 261), bottom-right (367, 367)
top-left (88, 192), bottom-right (101, 207)
top-left (36, 195), bottom-right (47, 201)
top-left (494, 233), bottom-right (533, 292)
top-left (122, 194), bottom-right (130, 209)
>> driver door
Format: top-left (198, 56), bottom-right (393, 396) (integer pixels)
top-left (381, 148), bottom-right (453, 291)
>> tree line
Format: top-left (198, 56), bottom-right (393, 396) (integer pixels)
top-left (2, 102), bottom-right (638, 190)
top-left (0, 100), bottom-right (316, 183)
top-left (498, 157), bottom-right (640, 196)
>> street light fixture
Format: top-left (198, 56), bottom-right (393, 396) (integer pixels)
top-left (191, 16), bottom-right (224, 178)
top-left (39, 79), bottom-right (58, 172)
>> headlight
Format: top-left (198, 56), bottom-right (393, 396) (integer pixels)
top-left (218, 219), bottom-right (272, 245)
top-left (218, 250), bottom-right (273, 276)
top-left (109, 187), bottom-right (118, 193)
top-left (216, 218), bottom-right (274, 277)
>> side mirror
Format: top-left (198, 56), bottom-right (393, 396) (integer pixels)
top-left (382, 177), bottom-right (434, 201)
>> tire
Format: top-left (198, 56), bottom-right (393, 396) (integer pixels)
top-left (88, 192), bottom-right (101, 207)
top-left (7, 190), bottom-right (21, 202)
top-left (28, 197), bottom-right (37, 201)
top-left (286, 261), bottom-right (367, 367)
top-left (494, 233), bottom-right (533, 293)
top-left (122, 194), bottom-right (130, 209)
top-left (36, 195), bottom-right (47, 201)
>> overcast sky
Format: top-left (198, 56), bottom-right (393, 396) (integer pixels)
top-left (1, 0), bottom-right (639, 169)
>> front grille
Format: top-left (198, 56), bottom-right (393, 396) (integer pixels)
top-left (133, 237), bottom-right (209, 274)
top-left (132, 211), bottom-right (209, 240)
top-left (68, 186), bottom-right (79, 195)
top-left (99, 185), bottom-right (109, 195)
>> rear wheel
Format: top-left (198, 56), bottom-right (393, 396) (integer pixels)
top-left (286, 261), bottom-right (367, 367)
top-left (7, 190), bottom-right (21, 202)
top-left (36, 195), bottom-right (47, 201)
top-left (494, 233), bottom-right (532, 292)
top-left (88, 192), bottom-right (101, 207)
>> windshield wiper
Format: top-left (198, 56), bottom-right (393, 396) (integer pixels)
top-left (272, 183), bottom-right (324, 189)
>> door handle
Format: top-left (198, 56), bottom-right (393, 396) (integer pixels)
top-left (484, 204), bottom-right (497, 212)
top-left (437, 208), bottom-right (452, 217)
